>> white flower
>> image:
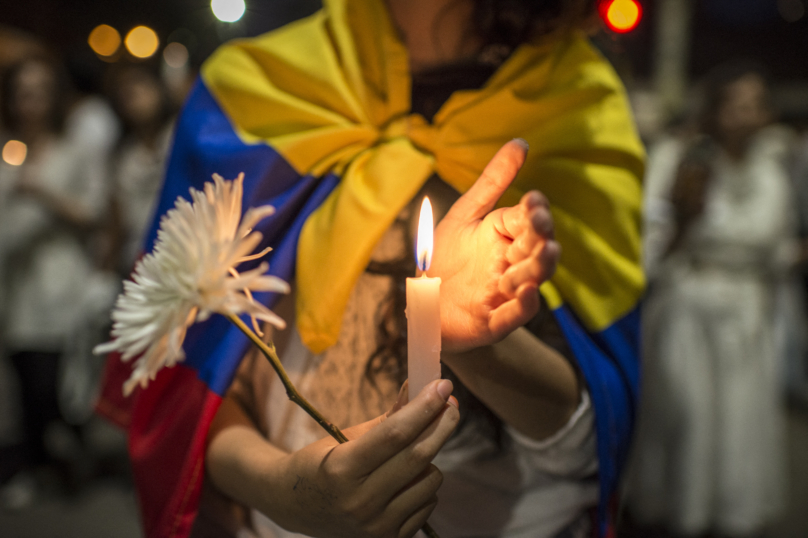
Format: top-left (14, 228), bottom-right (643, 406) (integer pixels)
top-left (95, 173), bottom-right (290, 396)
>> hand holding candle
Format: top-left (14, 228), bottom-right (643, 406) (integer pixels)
top-left (407, 197), bottom-right (442, 401)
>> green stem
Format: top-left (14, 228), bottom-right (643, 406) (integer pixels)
top-left (226, 313), bottom-right (439, 538)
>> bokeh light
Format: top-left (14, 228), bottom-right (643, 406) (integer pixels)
top-left (125, 26), bottom-right (160, 59)
top-left (211, 0), bottom-right (246, 23)
top-left (163, 42), bottom-right (189, 68)
top-left (604, 0), bottom-right (642, 33)
top-left (2, 140), bottom-right (28, 166)
top-left (88, 24), bottom-right (121, 57)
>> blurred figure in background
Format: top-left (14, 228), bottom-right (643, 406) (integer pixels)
top-left (64, 51), bottom-right (121, 161)
top-left (0, 56), bottom-right (109, 507)
top-left (630, 62), bottom-right (798, 538)
top-left (52, 64), bottom-right (176, 446)
top-left (788, 124), bottom-right (808, 407)
top-left (55, 52), bottom-right (122, 432)
top-left (106, 64), bottom-right (175, 275)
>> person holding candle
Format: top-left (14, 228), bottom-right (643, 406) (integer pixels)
top-left (95, 1), bottom-right (644, 537)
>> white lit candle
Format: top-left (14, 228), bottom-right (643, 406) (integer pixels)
top-left (407, 197), bottom-right (441, 401)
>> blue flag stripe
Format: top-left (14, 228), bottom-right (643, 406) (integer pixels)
top-left (552, 305), bottom-right (640, 535)
top-left (147, 79), bottom-right (341, 396)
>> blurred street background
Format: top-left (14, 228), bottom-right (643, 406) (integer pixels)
top-left (1, 1), bottom-right (807, 537)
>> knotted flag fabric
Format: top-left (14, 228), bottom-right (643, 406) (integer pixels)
top-left (97, 0), bottom-right (645, 536)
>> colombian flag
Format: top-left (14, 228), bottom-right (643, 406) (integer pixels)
top-left (97, 0), bottom-right (645, 536)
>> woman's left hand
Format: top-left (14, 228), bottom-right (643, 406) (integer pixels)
top-left (431, 139), bottom-right (560, 353)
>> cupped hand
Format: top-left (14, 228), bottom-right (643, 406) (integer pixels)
top-left (430, 139), bottom-right (560, 353)
top-left (278, 379), bottom-right (459, 538)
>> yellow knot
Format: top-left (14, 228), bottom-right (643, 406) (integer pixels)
top-left (379, 115), bottom-right (411, 141)
top-left (378, 114), bottom-right (437, 155)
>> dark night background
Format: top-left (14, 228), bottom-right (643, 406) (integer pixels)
top-left (1, 0), bottom-right (806, 81)
top-left (0, 1), bottom-right (807, 537)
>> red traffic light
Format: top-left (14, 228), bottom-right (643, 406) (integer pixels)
top-left (601, 0), bottom-right (643, 33)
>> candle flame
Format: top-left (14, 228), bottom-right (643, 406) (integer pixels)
top-left (416, 197), bottom-right (433, 272)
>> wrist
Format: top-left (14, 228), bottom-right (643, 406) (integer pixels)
top-left (264, 446), bottom-right (336, 537)
top-left (206, 420), bottom-right (294, 526)
top-left (254, 450), bottom-right (307, 532)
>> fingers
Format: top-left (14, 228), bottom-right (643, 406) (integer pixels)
top-left (382, 464), bottom-right (442, 536)
top-left (363, 393), bottom-right (458, 502)
top-left (338, 380), bottom-right (411, 443)
top-left (446, 139), bottom-right (528, 222)
top-left (343, 379), bottom-right (456, 476)
top-left (499, 191), bottom-right (554, 267)
top-left (339, 414), bottom-right (388, 443)
top-left (397, 494), bottom-right (439, 538)
top-left (499, 239), bottom-right (560, 298)
top-left (386, 380), bottom-right (410, 418)
top-left (489, 283), bottom-right (541, 340)
top-left (500, 190), bottom-right (549, 239)
top-left (394, 467), bottom-right (442, 511)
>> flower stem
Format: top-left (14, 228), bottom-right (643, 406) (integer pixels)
top-left (226, 313), bottom-right (440, 538)
top-left (227, 313), bottom-right (348, 443)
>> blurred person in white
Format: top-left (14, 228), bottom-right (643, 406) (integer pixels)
top-left (53, 66), bottom-right (175, 427)
top-left (106, 64), bottom-right (175, 275)
top-left (56, 54), bottom-right (123, 429)
top-left (787, 124), bottom-right (808, 406)
top-left (631, 62), bottom-right (799, 538)
top-left (0, 56), bottom-right (108, 504)
top-left (64, 51), bottom-right (121, 160)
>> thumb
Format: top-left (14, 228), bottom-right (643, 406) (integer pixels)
top-left (339, 380), bottom-right (410, 442)
top-left (339, 414), bottom-right (386, 442)
top-left (446, 139), bottom-right (529, 222)
top-left (387, 380), bottom-right (410, 417)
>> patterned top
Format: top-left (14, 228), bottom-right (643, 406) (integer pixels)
top-left (226, 196), bottom-right (599, 538)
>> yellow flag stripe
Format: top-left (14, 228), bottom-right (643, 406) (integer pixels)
top-left (201, 0), bottom-right (645, 351)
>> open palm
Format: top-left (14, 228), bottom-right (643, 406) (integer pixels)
top-left (431, 140), bottom-right (560, 353)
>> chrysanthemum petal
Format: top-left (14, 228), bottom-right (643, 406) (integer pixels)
top-left (248, 276), bottom-right (292, 294)
top-left (96, 173), bottom-right (289, 395)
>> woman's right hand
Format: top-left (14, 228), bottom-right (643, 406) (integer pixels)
top-left (266, 379), bottom-right (459, 538)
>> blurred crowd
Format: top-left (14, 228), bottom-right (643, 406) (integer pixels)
top-left (0, 34), bottom-right (192, 512)
top-left (625, 63), bottom-right (808, 538)
top-left (0, 24), bottom-right (808, 538)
